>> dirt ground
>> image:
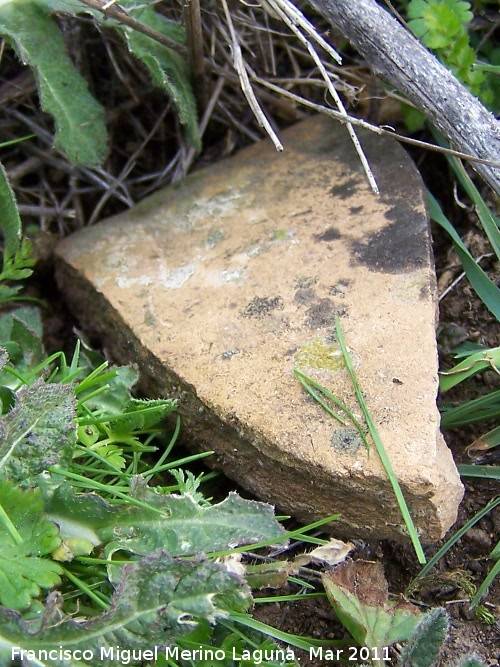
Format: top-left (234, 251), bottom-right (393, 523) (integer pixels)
top-left (1, 9), bottom-right (499, 665)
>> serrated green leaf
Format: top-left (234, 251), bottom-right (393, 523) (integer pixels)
top-left (91, 444), bottom-right (126, 469)
top-left (0, 480), bottom-right (62, 611)
top-left (108, 397), bottom-right (177, 433)
top-left (424, 5), bottom-right (462, 45)
top-left (442, 0), bottom-right (473, 25)
top-left (46, 481), bottom-right (286, 563)
top-left (398, 607), bottom-right (448, 667)
top-left (407, 0), bottom-right (472, 48)
top-left (119, 6), bottom-right (200, 150)
top-left (322, 561), bottom-right (421, 650)
top-left (0, 380), bottom-right (76, 487)
top-left (0, 0), bottom-right (107, 166)
top-left (0, 551), bottom-right (250, 667)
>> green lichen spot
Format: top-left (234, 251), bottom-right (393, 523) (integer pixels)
top-left (271, 228), bottom-right (291, 241)
top-left (294, 338), bottom-right (345, 372)
top-left (331, 427), bottom-right (363, 454)
top-left (144, 311), bottom-right (156, 326)
top-left (206, 229), bottom-right (226, 248)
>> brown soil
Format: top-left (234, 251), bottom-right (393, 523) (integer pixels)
top-left (1, 7), bottom-right (499, 665)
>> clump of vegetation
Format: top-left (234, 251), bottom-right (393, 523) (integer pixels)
top-left (405, 0), bottom-right (498, 108)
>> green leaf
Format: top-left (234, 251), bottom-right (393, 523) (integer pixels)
top-left (0, 380), bottom-right (76, 487)
top-left (425, 5), bottom-right (462, 45)
top-left (79, 365), bottom-right (139, 413)
top-left (0, 550), bottom-right (250, 666)
top-left (0, 163), bottom-right (35, 301)
top-left (398, 607), bottom-right (448, 667)
top-left (439, 346), bottom-right (500, 392)
top-left (119, 6), bottom-right (200, 151)
top-left (455, 658), bottom-right (488, 667)
top-left (322, 560), bottom-right (421, 650)
top-left (0, 307), bottom-right (44, 379)
top-left (0, 480), bottom-right (62, 611)
top-left (403, 105), bottom-right (426, 133)
top-left (427, 192), bottom-right (500, 322)
top-left (442, 0), bottom-right (473, 26)
top-left (0, 0), bottom-right (107, 166)
top-left (457, 464), bottom-right (500, 479)
top-left (46, 481), bottom-right (286, 562)
top-left (0, 161), bottom-right (22, 261)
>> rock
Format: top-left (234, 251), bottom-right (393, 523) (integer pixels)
top-left (55, 115), bottom-right (463, 541)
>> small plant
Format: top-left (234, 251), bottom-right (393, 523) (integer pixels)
top-left (407, 0), bottom-right (497, 103)
top-left (0, 144), bottom-right (36, 305)
top-left (0, 0), bottom-right (199, 168)
top-left (400, 0), bottom-right (499, 128)
top-left (0, 332), bottom-right (317, 664)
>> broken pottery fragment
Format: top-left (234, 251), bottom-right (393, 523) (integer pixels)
top-left (55, 115), bottom-right (463, 541)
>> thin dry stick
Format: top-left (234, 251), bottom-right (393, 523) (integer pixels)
top-left (250, 74), bottom-right (500, 170)
top-left (263, 0), bottom-right (378, 193)
top-left (184, 0), bottom-right (207, 109)
top-left (88, 105), bottom-right (171, 224)
top-left (259, 0), bottom-right (342, 64)
top-left (220, 0), bottom-right (283, 151)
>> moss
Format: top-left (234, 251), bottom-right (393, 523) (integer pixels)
top-left (206, 229), bottom-right (226, 248)
top-left (294, 338), bottom-right (345, 372)
top-left (271, 228), bottom-right (291, 241)
top-left (144, 311), bottom-right (156, 326)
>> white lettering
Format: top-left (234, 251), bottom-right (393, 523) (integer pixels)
top-left (165, 646), bottom-right (179, 660)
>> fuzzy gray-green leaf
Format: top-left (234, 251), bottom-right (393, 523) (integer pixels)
top-left (119, 6), bottom-right (200, 150)
top-left (398, 607), bottom-right (448, 667)
top-left (46, 482), bottom-right (286, 560)
top-left (0, 0), bottom-right (107, 166)
top-left (0, 380), bottom-right (76, 487)
top-left (0, 551), bottom-right (250, 666)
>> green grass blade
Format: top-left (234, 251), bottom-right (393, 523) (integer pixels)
top-left (449, 158), bottom-right (500, 262)
top-left (412, 496), bottom-right (500, 582)
top-left (294, 370), bottom-right (349, 426)
top-left (294, 370), bottom-right (371, 453)
top-left (427, 192), bottom-right (500, 322)
top-left (334, 318), bottom-right (426, 564)
top-left (208, 514), bottom-right (339, 558)
top-left (440, 389), bottom-right (500, 428)
top-left (470, 555), bottom-right (500, 609)
top-left (457, 464), bottom-right (500, 480)
top-left (439, 347), bottom-right (500, 393)
top-left (227, 613), bottom-right (349, 651)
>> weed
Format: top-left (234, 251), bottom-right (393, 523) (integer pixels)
top-left (399, 0), bottom-right (499, 128)
top-left (0, 0), bottom-right (199, 168)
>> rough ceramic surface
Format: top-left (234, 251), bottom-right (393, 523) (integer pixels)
top-left (56, 115), bottom-right (463, 541)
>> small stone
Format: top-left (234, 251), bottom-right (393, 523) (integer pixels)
top-left (55, 115), bottom-right (463, 541)
top-left (463, 527), bottom-right (492, 554)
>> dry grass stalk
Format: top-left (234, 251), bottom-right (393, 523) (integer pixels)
top-left (220, 0), bottom-right (284, 151)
